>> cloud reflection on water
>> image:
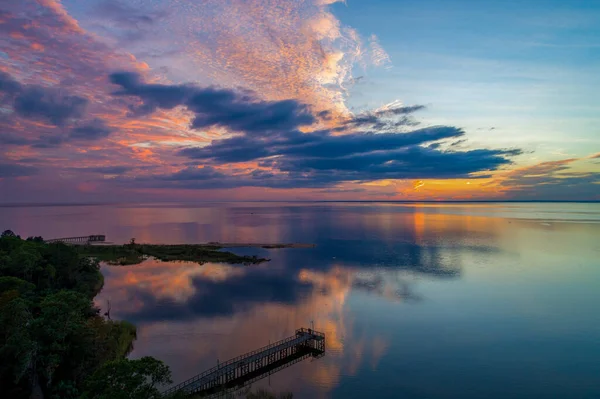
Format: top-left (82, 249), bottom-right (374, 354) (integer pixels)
top-left (95, 239), bottom-right (471, 395)
top-left (90, 204), bottom-right (516, 395)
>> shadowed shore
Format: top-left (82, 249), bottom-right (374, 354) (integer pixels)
top-left (208, 242), bottom-right (316, 249)
top-left (77, 242), bottom-right (314, 266)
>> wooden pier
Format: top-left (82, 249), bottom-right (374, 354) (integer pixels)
top-left (162, 328), bottom-right (325, 398)
top-left (45, 235), bottom-right (106, 245)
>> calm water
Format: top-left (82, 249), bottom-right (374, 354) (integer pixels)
top-left (2, 202), bottom-right (600, 398)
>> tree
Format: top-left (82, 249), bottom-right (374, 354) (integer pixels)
top-left (1, 230), bottom-right (17, 238)
top-left (0, 235), bottom-right (148, 397)
top-left (0, 295), bottom-right (35, 385)
top-left (32, 290), bottom-right (94, 388)
top-left (82, 357), bottom-right (172, 399)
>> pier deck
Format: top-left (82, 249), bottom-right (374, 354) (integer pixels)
top-left (162, 328), bottom-right (325, 397)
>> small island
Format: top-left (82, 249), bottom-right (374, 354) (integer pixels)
top-left (76, 242), bottom-right (265, 266)
top-left (74, 240), bottom-right (314, 266)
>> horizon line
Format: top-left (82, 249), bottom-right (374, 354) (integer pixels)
top-left (0, 199), bottom-right (599, 207)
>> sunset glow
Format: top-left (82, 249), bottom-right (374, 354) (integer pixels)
top-left (1, 0), bottom-right (598, 202)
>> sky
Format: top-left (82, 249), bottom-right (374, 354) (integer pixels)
top-left (0, 0), bottom-right (599, 202)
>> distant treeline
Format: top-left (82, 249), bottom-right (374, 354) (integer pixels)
top-left (76, 240), bottom-right (269, 266)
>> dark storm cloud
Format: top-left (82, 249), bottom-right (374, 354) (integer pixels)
top-left (31, 135), bottom-right (65, 149)
top-left (178, 126), bottom-right (465, 163)
top-left (0, 71), bottom-right (113, 147)
top-left (274, 147), bottom-right (520, 177)
top-left (161, 125), bottom-right (519, 188)
top-left (143, 146), bottom-right (518, 190)
top-left (3, 120), bottom-right (113, 148)
top-left (12, 87), bottom-right (88, 126)
top-left (109, 71), bottom-right (316, 133)
top-left (121, 270), bottom-right (312, 322)
top-left (0, 72), bottom-right (88, 126)
top-left (144, 130), bottom-right (519, 189)
top-left (0, 163), bottom-right (38, 178)
top-left (69, 119), bottom-right (113, 140)
top-left (83, 166), bottom-right (133, 174)
top-left (0, 133), bottom-right (29, 146)
top-left (0, 71), bottom-right (21, 94)
top-left (67, 165), bottom-right (134, 174)
top-left (109, 72), bottom-right (520, 190)
top-left (152, 166), bottom-right (326, 189)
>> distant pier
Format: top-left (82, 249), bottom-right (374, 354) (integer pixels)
top-left (162, 328), bottom-right (325, 398)
top-left (45, 235), bottom-right (106, 245)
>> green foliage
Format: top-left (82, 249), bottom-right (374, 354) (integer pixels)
top-left (51, 380), bottom-right (80, 399)
top-left (0, 276), bottom-right (35, 300)
top-left (82, 357), bottom-right (172, 399)
top-left (0, 233), bottom-right (150, 398)
top-left (1, 230), bottom-right (18, 238)
top-left (77, 243), bottom-right (268, 266)
top-left (0, 295), bottom-right (35, 384)
top-left (0, 233), bottom-right (286, 399)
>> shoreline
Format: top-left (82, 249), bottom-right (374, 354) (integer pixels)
top-left (207, 242), bottom-right (316, 249)
top-left (76, 242), bottom-right (315, 266)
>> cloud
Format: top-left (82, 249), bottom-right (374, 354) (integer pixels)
top-left (69, 118), bottom-right (113, 140)
top-left (413, 180), bottom-right (425, 190)
top-left (369, 34), bottom-right (392, 68)
top-left (0, 71), bottom-right (22, 95)
top-left (31, 135), bottom-right (65, 149)
top-left (0, 133), bottom-right (30, 146)
top-left (5, 0), bottom-right (585, 201)
top-left (334, 104), bottom-right (425, 131)
top-left (494, 157), bottom-right (600, 200)
top-left (0, 71), bottom-right (113, 147)
top-left (95, 0), bottom-right (165, 26)
top-left (75, 166), bottom-right (134, 174)
top-left (164, 124), bottom-right (519, 189)
top-left (0, 163), bottom-right (38, 178)
top-left (12, 87), bottom-right (88, 126)
top-left (88, 0), bottom-right (169, 45)
top-left (180, 126), bottom-right (465, 163)
top-left (137, 0), bottom-right (386, 112)
top-left (1, 70), bottom-right (88, 127)
top-left (0, 71), bottom-right (88, 126)
top-left (121, 269), bottom-right (313, 322)
top-left (110, 71), bottom-right (316, 134)
top-left (108, 73), bottom-right (520, 190)
top-left (142, 148), bottom-right (519, 190)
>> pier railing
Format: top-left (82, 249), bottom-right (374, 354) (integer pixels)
top-left (162, 328), bottom-right (325, 397)
top-left (45, 235), bottom-right (106, 244)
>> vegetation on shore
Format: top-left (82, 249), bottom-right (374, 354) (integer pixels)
top-left (0, 230), bottom-right (292, 398)
top-left (76, 240), bottom-right (269, 266)
top-left (0, 230), bottom-right (175, 398)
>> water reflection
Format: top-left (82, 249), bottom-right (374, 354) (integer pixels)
top-left (5, 202), bottom-right (600, 398)
top-left (95, 230), bottom-right (474, 397)
top-left (96, 259), bottom-right (407, 396)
